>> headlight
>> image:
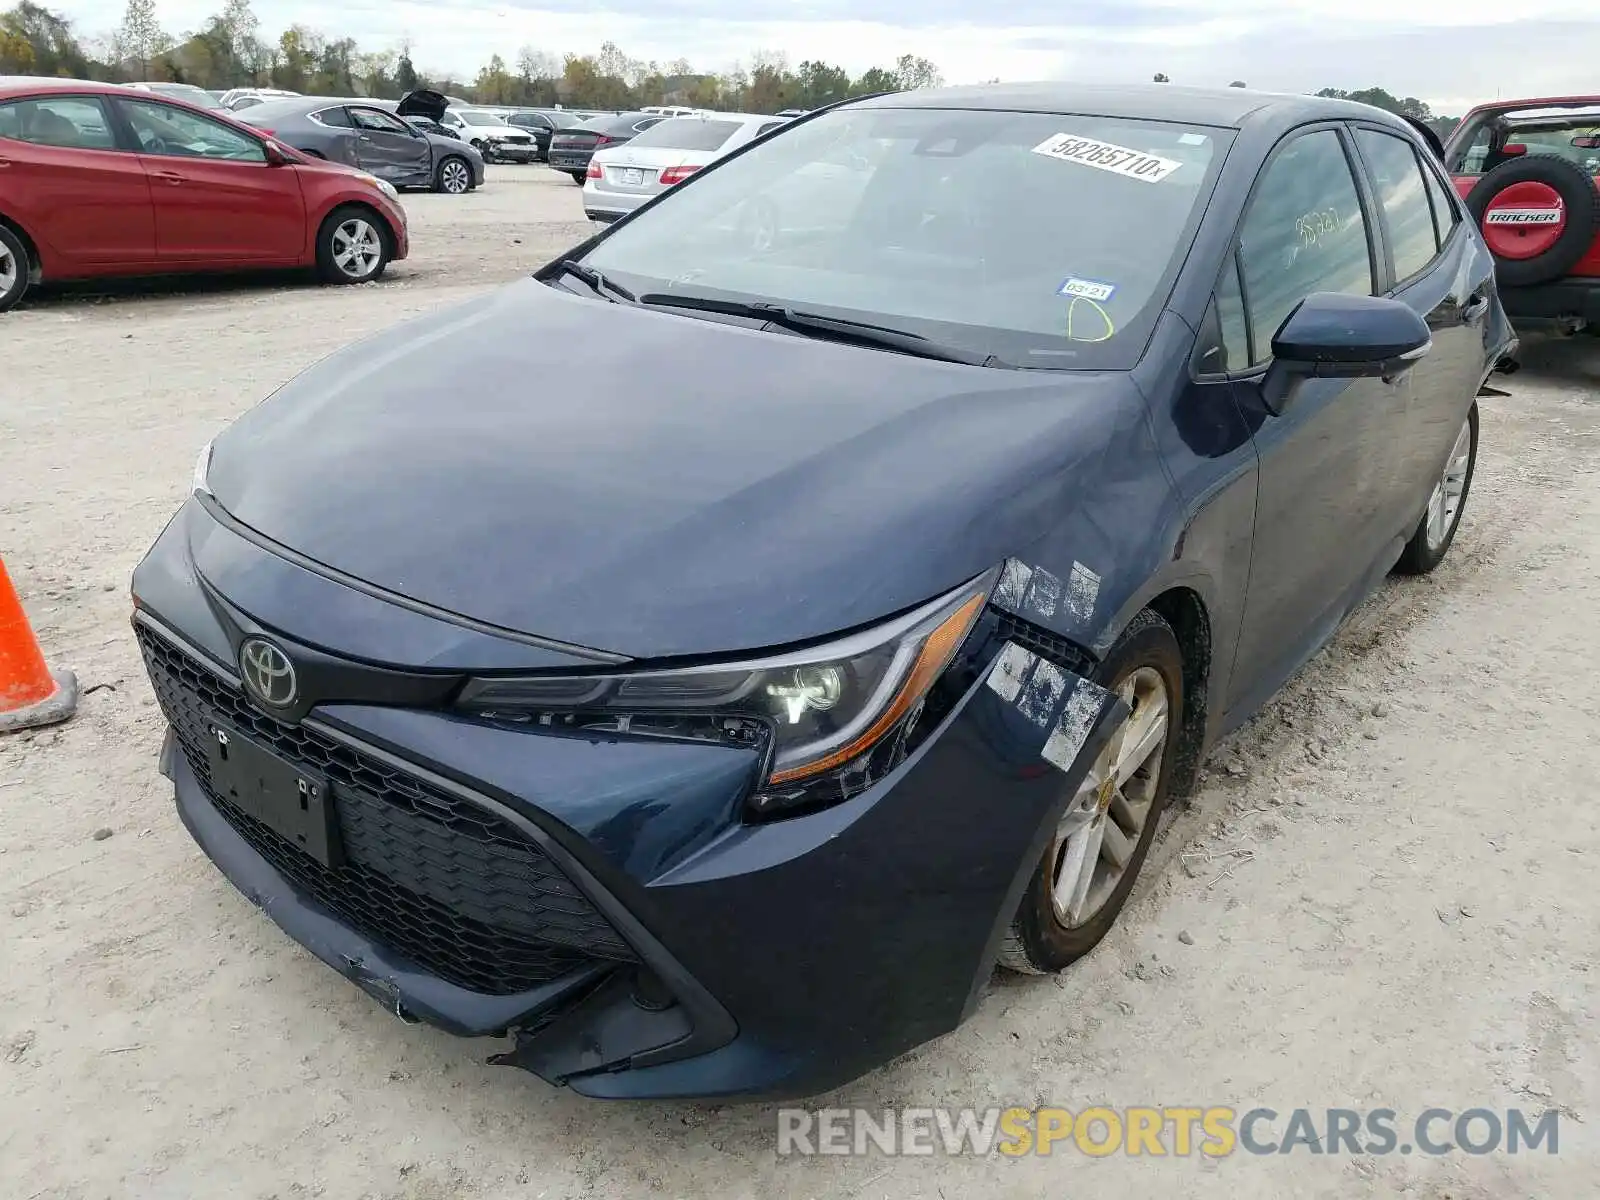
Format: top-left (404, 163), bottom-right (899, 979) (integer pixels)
top-left (458, 571), bottom-right (996, 817)
top-left (192, 440), bottom-right (214, 497)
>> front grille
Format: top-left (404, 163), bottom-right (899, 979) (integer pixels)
top-left (136, 624), bottom-right (636, 996)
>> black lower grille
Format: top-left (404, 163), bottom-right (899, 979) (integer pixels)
top-left (136, 623), bottom-right (635, 996)
top-left (995, 611), bottom-right (1095, 675)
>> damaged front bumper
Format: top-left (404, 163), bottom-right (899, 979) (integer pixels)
top-left (135, 517), bottom-right (1124, 1099)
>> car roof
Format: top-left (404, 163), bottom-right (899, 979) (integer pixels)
top-left (851, 81), bottom-right (1395, 130)
top-left (1461, 95), bottom-right (1600, 122)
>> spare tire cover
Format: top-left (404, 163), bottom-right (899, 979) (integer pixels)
top-left (1464, 154), bottom-right (1600, 287)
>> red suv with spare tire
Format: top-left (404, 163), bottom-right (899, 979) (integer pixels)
top-left (1444, 95), bottom-right (1600, 331)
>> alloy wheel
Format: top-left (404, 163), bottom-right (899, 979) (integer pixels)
top-left (441, 159), bottom-right (471, 194)
top-left (331, 218), bottom-right (381, 279)
top-left (1424, 416), bottom-right (1474, 550)
top-left (1049, 666), bottom-right (1170, 928)
top-left (0, 241), bottom-right (16, 298)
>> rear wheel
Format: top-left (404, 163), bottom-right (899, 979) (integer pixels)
top-left (315, 206), bottom-right (390, 285)
top-left (568, 171), bottom-right (586, 184)
top-left (0, 224), bottom-right (28, 313)
top-left (1395, 404), bottom-right (1478, 575)
top-left (999, 609), bottom-right (1184, 974)
top-left (435, 156), bottom-right (472, 195)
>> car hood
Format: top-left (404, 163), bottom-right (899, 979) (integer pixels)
top-left (395, 88), bottom-right (448, 121)
top-left (208, 278), bottom-right (1130, 660)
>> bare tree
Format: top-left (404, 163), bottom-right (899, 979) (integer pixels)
top-left (116, 0), bottom-right (169, 77)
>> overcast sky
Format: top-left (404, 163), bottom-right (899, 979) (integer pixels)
top-left (66, 0), bottom-right (1600, 114)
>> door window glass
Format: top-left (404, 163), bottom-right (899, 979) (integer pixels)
top-left (120, 99), bottom-right (266, 162)
top-left (0, 96), bottom-right (117, 150)
top-left (1237, 129), bottom-right (1373, 366)
top-left (350, 107), bottom-right (412, 135)
top-left (1356, 128), bottom-right (1440, 283)
top-left (312, 106), bottom-right (352, 128)
top-left (1421, 159), bottom-right (1461, 247)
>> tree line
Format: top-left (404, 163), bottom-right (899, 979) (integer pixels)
top-left (0, 0), bottom-right (944, 113)
top-left (0, 0), bottom-right (1462, 129)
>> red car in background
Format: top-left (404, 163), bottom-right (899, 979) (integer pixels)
top-left (0, 77), bottom-right (409, 313)
top-left (1443, 95), bottom-right (1600, 331)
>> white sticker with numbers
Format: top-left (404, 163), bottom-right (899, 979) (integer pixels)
top-left (1031, 133), bottom-right (1183, 183)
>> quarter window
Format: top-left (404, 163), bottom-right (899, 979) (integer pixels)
top-left (1236, 129), bottom-right (1374, 367)
top-left (0, 96), bottom-right (117, 150)
top-left (312, 106), bottom-right (352, 128)
top-left (1355, 128), bottom-right (1439, 283)
top-left (120, 99), bottom-right (266, 163)
top-left (1215, 251), bottom-right (1250, 372)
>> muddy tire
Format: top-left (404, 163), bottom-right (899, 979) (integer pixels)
top-left (1395, 404), bottom-right (1478, 575)
top-left (999, 609), bottom-right (1185, 974)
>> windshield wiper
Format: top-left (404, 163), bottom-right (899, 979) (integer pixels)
top-left (635, 293), bottom-right (1008, 367)
top-left (552, 259), bottom-right (636, 303)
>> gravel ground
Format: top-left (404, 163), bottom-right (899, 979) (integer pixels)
top-left (2, 164), bottom-right (1598, 1199)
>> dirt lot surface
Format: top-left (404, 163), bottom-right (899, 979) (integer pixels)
top-left (2, 164), bottom-right (1598, 1199)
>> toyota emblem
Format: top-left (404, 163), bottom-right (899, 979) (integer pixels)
top-left (240, 638), bottom-right (297, 708)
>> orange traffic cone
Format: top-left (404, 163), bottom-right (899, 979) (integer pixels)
top-left (0, 559), bottom-right (78, 735)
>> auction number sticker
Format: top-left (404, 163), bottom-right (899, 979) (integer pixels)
top-left (1031, 133), bottom-right (1182, 183)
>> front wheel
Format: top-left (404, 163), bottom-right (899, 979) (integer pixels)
top-left (1394, 403), bottom-right (1478, 575)
top-left (434, 155), bottom-right (472, 195)
top-left (0, 224), bottom-right (29, 313)
top-left (999, 608), bottom-right (1184, 974)
top-left (315, 206), bottom-right (390, 285)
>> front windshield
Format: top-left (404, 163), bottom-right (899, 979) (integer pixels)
top-left (458, 109), bottom-right (507, 126)
top-left (581, 105), bottom-right (1227, 370)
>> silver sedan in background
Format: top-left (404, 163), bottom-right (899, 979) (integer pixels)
top-left (582, 112), bottom-right (793, 223)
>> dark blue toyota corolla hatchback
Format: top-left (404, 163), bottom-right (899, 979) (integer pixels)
top-left (133, 84), bottom-right (1515, 1099)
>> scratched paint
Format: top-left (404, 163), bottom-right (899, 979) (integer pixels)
top-left (1064, 561), bottom-right (1102, 623)
top-left (1016, 658), bottom-right (1067, 727)
top-left (985, 642), bottom-right (1036, 703)
top-left (1042, 676), bottom-right (1109, 772)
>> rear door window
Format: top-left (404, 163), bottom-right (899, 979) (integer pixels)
top-left (1354, 128), bottom-right (1441, 284)
top-left (0, 96), bottom-right (118, 150)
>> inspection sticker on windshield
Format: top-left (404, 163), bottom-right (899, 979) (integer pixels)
top-left (1058, 277), bottom-right (1117, 303)
top-left (1031, 133), bottom-right (1182, 183)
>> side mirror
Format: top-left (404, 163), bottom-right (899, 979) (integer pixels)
top-left (1262, 292), bottom-right (1431, 414)
top-left (263, 140), bottom-right (290, 166)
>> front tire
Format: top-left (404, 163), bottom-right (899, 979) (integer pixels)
top-left (0, 224), bottom-right (29, 313)
top-left (434, 155), bottom-right (472, 195)
top-left (1394, 403), bottom-right (1478, 575)
top-left (999, 609), bottom-right (1184, 974)
top-left (315, 206), bottom-right (390, 285)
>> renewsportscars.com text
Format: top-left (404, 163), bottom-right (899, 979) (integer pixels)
top-left (775, 1107), bottom-right (1562, 1158)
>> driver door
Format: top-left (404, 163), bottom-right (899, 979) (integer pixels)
top-left (348, 106), bottom-right (431, 185)
top-left (114, 97), bottom-right (306, 264)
